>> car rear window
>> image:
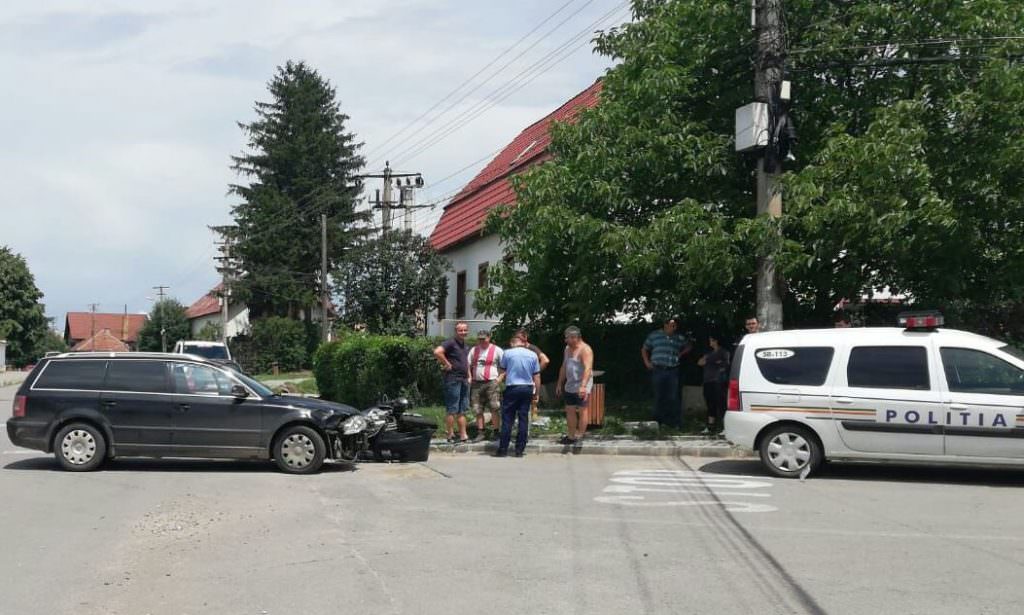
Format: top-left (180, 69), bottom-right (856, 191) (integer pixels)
top-left (184, 345), bottom-right (229, 360)
top-left (754, 347), bottom-right (834, 386)
top-left (33, 360), bottom-right (107, 390)
top-left (847, 346), bottom-right (930, 390)
top-left (104, 360), bottom-right (169, 393)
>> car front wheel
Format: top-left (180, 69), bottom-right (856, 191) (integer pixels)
top-left (273, 426), bottom-right (326, 474)
top-left (759, 424), bottom-right (822, 479)
top-left (54, 422), bottom-right (107, 472)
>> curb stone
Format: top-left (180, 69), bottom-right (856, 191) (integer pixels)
top-left (429, 437), bottom-right (753, 458)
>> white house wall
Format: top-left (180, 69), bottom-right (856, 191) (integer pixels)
top-left (428, 233), bottom-right (503, 337)
top-left (188, 304), bottom-right (250, 339)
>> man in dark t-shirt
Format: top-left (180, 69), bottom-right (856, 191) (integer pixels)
top-left (433, 321), bottom-right (471, 442)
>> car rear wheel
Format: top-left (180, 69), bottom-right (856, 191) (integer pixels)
top-left (759, 424), bottom-right (822, 479)
top-left (54, 422), bottom-right (107, 472)
top-left (273, 426), bottom-right (326, 474)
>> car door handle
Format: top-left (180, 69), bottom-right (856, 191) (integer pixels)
top-left (834, 397), bottom-right (854, 404)
top-left (949, 403), bottom-right (968, 410)
top-left (178, 404), bottom-right (191, 412)
top-left (102, 400), bottom-right (117, 408)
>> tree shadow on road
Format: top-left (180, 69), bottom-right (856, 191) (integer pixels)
top-left (696, 458), bottom-right (1024, 488)
top-left (4, 456), bottom-right (359, 474)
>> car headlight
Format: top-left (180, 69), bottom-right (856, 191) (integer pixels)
top-left (341, 415), bottom-right (368, 435)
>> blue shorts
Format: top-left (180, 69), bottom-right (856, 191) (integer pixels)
top-left (563, 391), bottom-right (589, 407)
top-left (443, 380), bottom-right (470, 415)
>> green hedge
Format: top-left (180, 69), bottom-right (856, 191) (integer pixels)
top-left (233, 317), bottom-right (310, 374)
top-left (313, 334), bottom-right (444, 408)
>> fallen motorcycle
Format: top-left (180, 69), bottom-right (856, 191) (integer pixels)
top-left (361, 398), bottom-right (437, 462)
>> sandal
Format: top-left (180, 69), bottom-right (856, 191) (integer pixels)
top-left (446, 435), bottom-right (458, 443)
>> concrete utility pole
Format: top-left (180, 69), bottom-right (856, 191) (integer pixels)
top-left (362, 162), bottom-right (426, 234)
top-left (88, 303), bottom-right (99, 351)
top-left (152, 285), bottom-right (169, 352)
top-left (321, 213), bottom-right (330, 343)
top-left (214, 240), bottom-right (232, 344)
top-left (754, 0), bottom-right (786, 331)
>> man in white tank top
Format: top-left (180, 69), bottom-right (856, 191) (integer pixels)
top-left (555, 326), bottom-right (594, 444)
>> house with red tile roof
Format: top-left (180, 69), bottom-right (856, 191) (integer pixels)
top-left (185, 283), bottom-right (250, 339)
top-left (71, 329), bottom-right (130, 352)
top-left (64, 312), bottom-right (147, 351)
top-left (427, 79), bottom-right (602, 336)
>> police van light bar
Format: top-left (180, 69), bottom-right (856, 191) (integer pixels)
top-left (898, 311), bottom-right (944, 330)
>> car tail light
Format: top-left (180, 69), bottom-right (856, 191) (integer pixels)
top-left (12, 395), bottom-right (26, 418)
top-left (726, 379), bottom-right (741, 411)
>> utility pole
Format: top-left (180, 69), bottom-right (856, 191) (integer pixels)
top-left (87, 303), bottom-right (99, 351)
top-left (214, 236), bottom-right (235, 344)
top-left (362, 162), bottom-right (426, 234)
top-left (754, 0), bottom-right (786, 331)
top-left (152, 285), bottom-right (169, 352)
top-left (321, 213), bottom-right (330, 343)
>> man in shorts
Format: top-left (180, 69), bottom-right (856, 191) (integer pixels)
top-left (556, 326), bottom-right (594, 444)
top-left (433, 321), bottom-right (470, 443)
top-left (468, 330), bottom-right (503, 440)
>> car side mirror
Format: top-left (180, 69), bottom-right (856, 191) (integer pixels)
top-left (231, 384), bottom-right (249, 399)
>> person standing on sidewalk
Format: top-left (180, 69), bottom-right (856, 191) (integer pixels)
top-left (468, 330), bottom-right (503, 440)
top-left (496, 334), bottom-right (540, 457)
top-left (641, 317), bottom-right (691, 428)
top-left (516, 327), bottom-right (550, 419)
top-left (697, 334), bottom-right (730, 436)
top-left (433, 321), bottom-right (471, 443)
top-left (556, 326), bottom-right (594, 444)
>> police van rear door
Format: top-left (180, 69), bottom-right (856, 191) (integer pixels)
top-left (830, 339), bottom-right (944, 455)
top-left (939, 346), bottom-right (1024, 459)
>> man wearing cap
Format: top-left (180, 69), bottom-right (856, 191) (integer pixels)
top-left (496, 334), bottom-right (541, 457)
top-left (641, 317), bottom-right (691, 428)
top-left (556, 326), bottom-right (594, 444)
top-left (468, 330), bottom-right (503, 440)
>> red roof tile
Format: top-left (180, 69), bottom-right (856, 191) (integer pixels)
top-left (71, 329), bottom-right (131, 352)
top-left (186, 283), bottom-right (223, 319)
top-left (65, 312), bottom-right (147, 343)
top-left (429, 79), bottom-right (602, 252)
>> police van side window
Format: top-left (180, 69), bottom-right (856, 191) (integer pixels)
top-left (847, 346), bottom-right (929, 390)
top-left (33, 360), bottom-right (107, 390)
top-left (754, 347), bottom-right (834, 385)
top-left (940, 347), bottom-right (1024, 396)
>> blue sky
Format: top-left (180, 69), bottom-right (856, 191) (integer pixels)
top-left (0, 0), bottom-right (625, 325)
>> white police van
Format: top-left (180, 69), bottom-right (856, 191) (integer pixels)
top-left (724, 312), bottom-right (1024, 478)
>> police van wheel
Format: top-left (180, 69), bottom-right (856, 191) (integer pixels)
top-left (759, 424), bottom-right (822, 479)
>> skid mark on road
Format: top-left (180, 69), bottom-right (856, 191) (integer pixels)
top-left (595, 469), bottom-right (777, 513)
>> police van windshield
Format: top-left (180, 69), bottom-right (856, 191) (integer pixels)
top-left (1000, 345), bottom-right (1024, 362)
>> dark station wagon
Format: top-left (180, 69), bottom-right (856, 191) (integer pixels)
top-left (6, 353), bottom-right (369, 474)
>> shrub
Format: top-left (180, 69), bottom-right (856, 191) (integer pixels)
top-left (313, 334), bottom-right (444, 408)
top-left (243, 317), bottom-right (309, 374)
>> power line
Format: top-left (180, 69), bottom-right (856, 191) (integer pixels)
top-left (389, 2), bottom-right (631, 167)
top-left (363, 0), bottom-right (586, 161)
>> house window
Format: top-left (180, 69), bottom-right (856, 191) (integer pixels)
top-left (478, 262), bottom-right (489, 291)
top-left (456, 271), bottom-right (467, 319)
top-left (437, 278), bottom-right (447, 322)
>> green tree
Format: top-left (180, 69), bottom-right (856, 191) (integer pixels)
top-left (481, 1), bottom-right (1024, 334)
top-left (219, 60), bottom-right (368, 322)
top-left (0, 246), bottom-right (48, 366)
top-left (37, 326), bottom-right (68, 356)
top-left (138, 299), bottom-right (190, 352)
top-left (195, 321), bottom-right (223, 342)
top-left (335, 230), bottom-right (450, 335)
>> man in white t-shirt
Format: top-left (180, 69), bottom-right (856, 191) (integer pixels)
top-left (468, 330), bottom-right (504, 440)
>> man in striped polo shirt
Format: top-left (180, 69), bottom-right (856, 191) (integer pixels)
top-left (468, 330), bottom-right (503, 439)
top-left (641, 317), bottom-right (692, 428)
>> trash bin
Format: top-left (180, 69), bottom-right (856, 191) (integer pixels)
top-left (588, 382), bottom-right (606, 427)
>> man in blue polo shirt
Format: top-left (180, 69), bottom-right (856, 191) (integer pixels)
top-left (641, 317), bottom-right (692, 428)
top-left (496, 334), bottom-right (541, 457)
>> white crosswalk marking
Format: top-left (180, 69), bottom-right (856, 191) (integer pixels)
top-left (595, 469), bottom-right (777, 513)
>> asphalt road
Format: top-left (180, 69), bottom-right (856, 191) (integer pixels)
top-left (3, 382), bottom-right (1024, 615)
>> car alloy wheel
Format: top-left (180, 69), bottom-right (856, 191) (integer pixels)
top-left (766, 432), bottom-right (810, 472)
top-left (62, 429), bottom-right (97, 465)
top-left (273, 426), bottom-right (326, 474)
top-left (53, 422), bottom-right (107, 472)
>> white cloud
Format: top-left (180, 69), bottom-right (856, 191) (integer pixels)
top-left (0, 0), bottom-right (621, 323)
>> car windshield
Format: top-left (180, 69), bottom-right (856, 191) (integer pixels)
top-left (231, 370), bottom-right (274, 398)
top-left (999, 344), bottom-right (1024, 361)
top-left (184, 345), bottom-right (229, 360)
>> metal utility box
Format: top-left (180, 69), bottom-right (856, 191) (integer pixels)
top-left (735, 102), bottom-right (768, 152)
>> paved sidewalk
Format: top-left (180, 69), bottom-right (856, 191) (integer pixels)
top-left (430, 435), bottom-right (751, 458)
top-left (0, 371), bottom-right (28, 388)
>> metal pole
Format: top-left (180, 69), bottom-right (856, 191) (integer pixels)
top-left (382, 162), bottom-right (393, 232)
top-left (755, 0), bottom-right (785, 331)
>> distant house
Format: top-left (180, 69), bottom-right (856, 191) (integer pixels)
top-left (64, 312), bottom-right (147, 351)
top-left (71, 329), bottom-right (130, 352)
top-left (427, 79), bottom-right (602, 337)
top-left (185, 283), bottom-right (250, 339)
